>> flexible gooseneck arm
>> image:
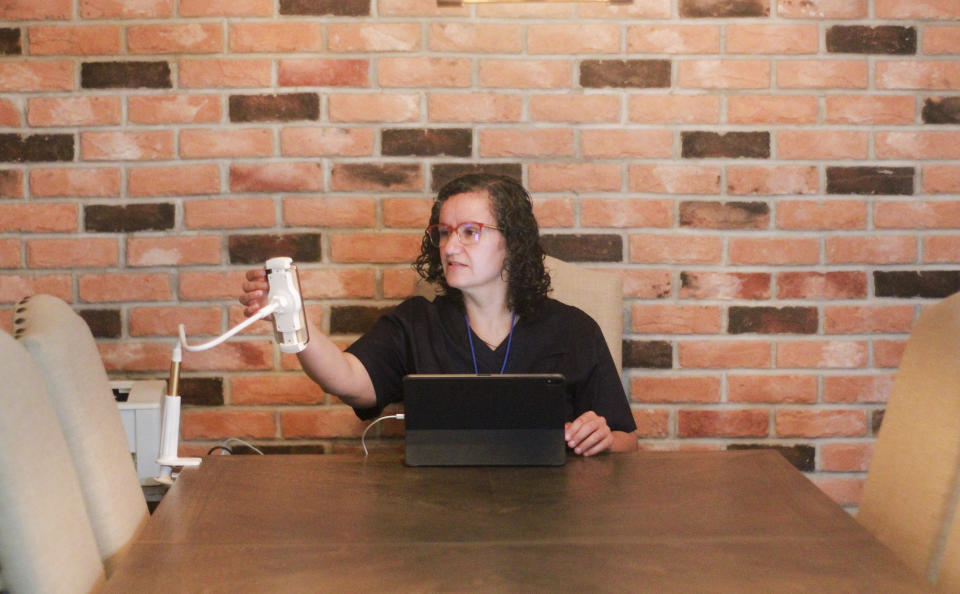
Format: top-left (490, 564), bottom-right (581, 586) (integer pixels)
top-left (178, 301), bottom-right (279, 352)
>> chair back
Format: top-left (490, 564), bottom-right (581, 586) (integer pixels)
top-left (857, 291), bottom-right (960, 584)
top-left (938, 509), bottom-right (960, 592)
top-left (14, 295), bottom-right (148, 574)
top-left (0, 331), bottom-right (105, 593)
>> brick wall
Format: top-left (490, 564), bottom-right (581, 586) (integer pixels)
top-left (2, 0), bottom-right (959, 507)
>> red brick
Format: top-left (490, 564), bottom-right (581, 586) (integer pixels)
top-left (678, 409), bottom-right (769, 438)
top-left (328, 23), bottom-right (421, 52)
top-left (727, 166), bottom-right (818, 195)
top-left (924, 235), bottom-right (960, 263)
top-left (821, 442), bottom-right (874, 472)
top-left (727, 374), bottom-right (817, 403)
top-left (528, 24), bottom-right (619, 54)
top-left (283, 196), bottom-right (377, 228)
top-left (29, 25), bottom-right (121, 55)
top-left (777, 130), bottom-right (868, 159)
top-left (0, 170), bottom-right (22, 198)
top-left (581, 198), bottom-right (672, 228)
top-left (180, 128), bottom-right (273, 159)
top-left (581, 129), bottom-right (672, 159)
top-left (0, 203), bottom-right (77, 232)
top-left (727, 94), bottom-right (818, 124)
top-left (726, 25), bottom-right (818, 54)
top-left (129, 164), bottom-right (220, 197)
top-left (429, 93), bottom-right (523, 122)
top-left (78, 273), bottom-right (172, 302)
top-left (230, 162), bottom-right (323, 193)
top-left (823, 375), bottom-right (894, 404)
top-left (825, 236), bottom-right (916, 264)
top-left (129, 306), bottom-right (221, 337)
top-left (329, 93), bottom-right (419, 123)
top-left (430, 23), bottom-right (523, 53)
top-left (478, 60), bottom-right (571, 89)
top-left (126, 236), bottom-right (221, 266)
top-left (876, 61), bottom-right (960, 90)
top-left (0, 61), bottom-right (73, 92)
top-left (875, 201), bottom-right (960, 229)
top-left (578, 0), bottom-right (670, 17)
top-left (329, 233), bottom-right (421, 264)
top-left (128, 94), bottom-right (221, 124)
top-left (628, 95), bottom-right (720, 124)
top-left (875, 0), bottom-right (960, 18)
top-left (776, 200), bottom-right (867, 230)
top-left (924, 26), bottom-right (960, 54)
top-left (382, 197), bottom-right (433, 229)
top-left (2, 0), bottom-right (71, 19)
top-left (80, 0), bottom-right (173, 18)
top-left (631, 410), bottom-right (671, 439)
top-left (824, 305), bottom-right (915, 334)
top-left (0, 239), bottom-right (20, 268)
top-left (280, 408), bottom-right (367, 439)
top-left (280, 127), bottom-right (374, 157)
top-left (180, 0), bottom-right (272, 16)
top-left (128, 23), bottom-right (222, 54)
top-left (27, 96), bottom-right (120, 127)
top-left (81, 131), bottom-right (173, 161)
top-left (876, 131), bottom-right (960, 160)
top-left (278, 59), bottom-right (369, 87)
top-left (379, 57), bottom-right (471, 88)
top-left (728, 238), bottom-right (820, 265)
top-left (631, 304), bottom-right (722, 334)
top-left (778, 60), bottom-right (868, 89)
top-left (776, 271), bottom-right (867, 300)
top-left (813, 477), bottom-right (865, 507)
top-left (383, 268), bottom-right (421, 299)
top-left (227, 306), bottom-right (275, 337)
top-left (778, 0), bottom-right (866, 19)
top-left (0, 275), bottom-right (72, 303)
top-left (629, 164), bottom-right (721, 194)
top-left (775, 409), bottom-right (867, 438)
top-left (677, 60), bottom-right (771, 89)
top-left (230, 22), bottom-right (323, 52)
top-left (678, 340), bottom-right (772, 369)
top-left (630, 376), bottom-right (721, 403)
top-left (300, 269), bottom-right (377, 299)
top-left (924, 166), bottom-right (960, 194)
top-left (0, 99), bottom-right (19, 126)
top-left (874, 339), bottom-right (907, 368)
top-left (479, 129), bottom-right (573, 158)
top-left (825, 95), bottom-right (915, 124)
top-left (30, 168), bottom-right (120, 197)
top-left (627, 25), bottom-right (720, 54)
top-left (528, 163), bottom-right (620, 192)
top-left (679, 271), bottom-right (771, 300)
top-left (179, 58), bottom-right (272, 88)
top-left (26, 238), bottom-right (117, 268)
top-left (629, 234), bottom-right (723, 264)
top-left (776, 340), bottom-right (868, 369)
top-left (232, 375), bottom-right (325, 406)
top-left (182, 410), bottom-right (275, 440)
top-left (378, 0), bottom-right (469, 17)
top-left (182, 198), bottom-right (273, 230)
top-left (98, 341), bottom-right (171, 372)
top-left (529, 95), bottom-right (620, 123)
top-left (533, 198), bottom-right (576, 228)
top-left (179, 270), bottom-right (245, 300)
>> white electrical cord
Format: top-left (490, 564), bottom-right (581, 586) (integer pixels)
top-left (178, 301), bottom-right (279, 352)
top-left (361, 414), bottom-right (405, 456)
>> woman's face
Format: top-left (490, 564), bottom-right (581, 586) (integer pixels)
top-left (437, 190), bottom-right (508, 298)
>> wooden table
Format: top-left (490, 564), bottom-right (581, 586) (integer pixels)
top-left (104, 451), bottom-right (931, 592)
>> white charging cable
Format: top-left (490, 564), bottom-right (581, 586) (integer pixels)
top-left (361, 413), bottom-right (405, 456)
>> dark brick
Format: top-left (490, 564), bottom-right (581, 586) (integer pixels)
top-left (0, 134), bottom-right (73, 163)
top-left (229, 93), bottom-right (319, 122)
top-left (431, 163), bottom-right (522, 192)
top-left (84, 204), bottom-right (175, 233)
top-left (922, 97), bottom-right (960, 124)
top-left (382, 128), bottom-right (472, 157)
top-left (580, 60), bottom-right (671, 88)
top-left (0, 28), bottom-right (21, 55)
top-left (0, 170), bottom-right (23, 198)
top-left (81, 61), bottom-right (171, 89)
top-left (246, 444), bottom-right (330, 455)
top-left (333, 163), bottom-right (421, 191)
top-left (728, 306), bottom-right (818, 334)
top-left (180, 377), bottom-right (224, 406)
top-left (874, 270), bottom-right (960, 299)
top-left (826, 26), bottom-right (916, 55)
top-left (679, 201), bottom-right (769, 229)
top-left (727, 444), bottom-right (815, 472)
top-left (682, 131), bottom-right (770, 159)
top-left (622, 340), bottom-right (672, 369)
top-left (279, 0), bottom-right (370, 15)
top-left (826, 166), bottom-right (913, 195)
top-left (872, 409), bottom-right (885, 434)
top-left (680, 0), bottom-right (769, 17)
top-left (78, 309), bottom-right (121, 339)
top-left (228, 233), bottom-right (322, 265)
top-left (541, 234), bottom-right (622, 263)
top-left (331, 305), bottom-right (393, 334)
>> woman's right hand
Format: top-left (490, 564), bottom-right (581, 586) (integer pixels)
top-left (239, 268), bottom-right (270, 317)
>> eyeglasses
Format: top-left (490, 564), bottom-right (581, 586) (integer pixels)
top-left (425, 221), bottom-right (500, 247)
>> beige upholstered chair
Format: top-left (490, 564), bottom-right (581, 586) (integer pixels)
top-left (0, 331), bottom-right (105, 593)
top-left (939, 510), bottom-right (960, 592)
top-left (14, 295), bottom-right (148, 575)
top-left (857, 291), bottom-right (960, 587)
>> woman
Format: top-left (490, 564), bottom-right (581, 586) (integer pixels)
top-left (241, 174), bottom-right (637, 456)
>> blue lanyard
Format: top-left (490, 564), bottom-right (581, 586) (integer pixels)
top-left (465, 313), bottom-right (516, 375)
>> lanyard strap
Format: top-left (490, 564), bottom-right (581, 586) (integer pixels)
top-left (465, 313), bottom-right (516, 375)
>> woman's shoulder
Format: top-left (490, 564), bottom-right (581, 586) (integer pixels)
top-left (533, 297), bottom-right (601, 329)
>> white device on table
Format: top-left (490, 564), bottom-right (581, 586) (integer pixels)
top-left (155, 257), bottom-right (309, 484)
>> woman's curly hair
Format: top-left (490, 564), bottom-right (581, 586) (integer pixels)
top-left (414, 174), bottom-right (551, 319)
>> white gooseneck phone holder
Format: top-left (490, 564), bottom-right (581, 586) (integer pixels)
top-left (155, 257), bottom-right (309, 484)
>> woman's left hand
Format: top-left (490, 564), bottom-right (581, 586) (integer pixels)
top-left (564, 411), bottom-right (613, 457)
